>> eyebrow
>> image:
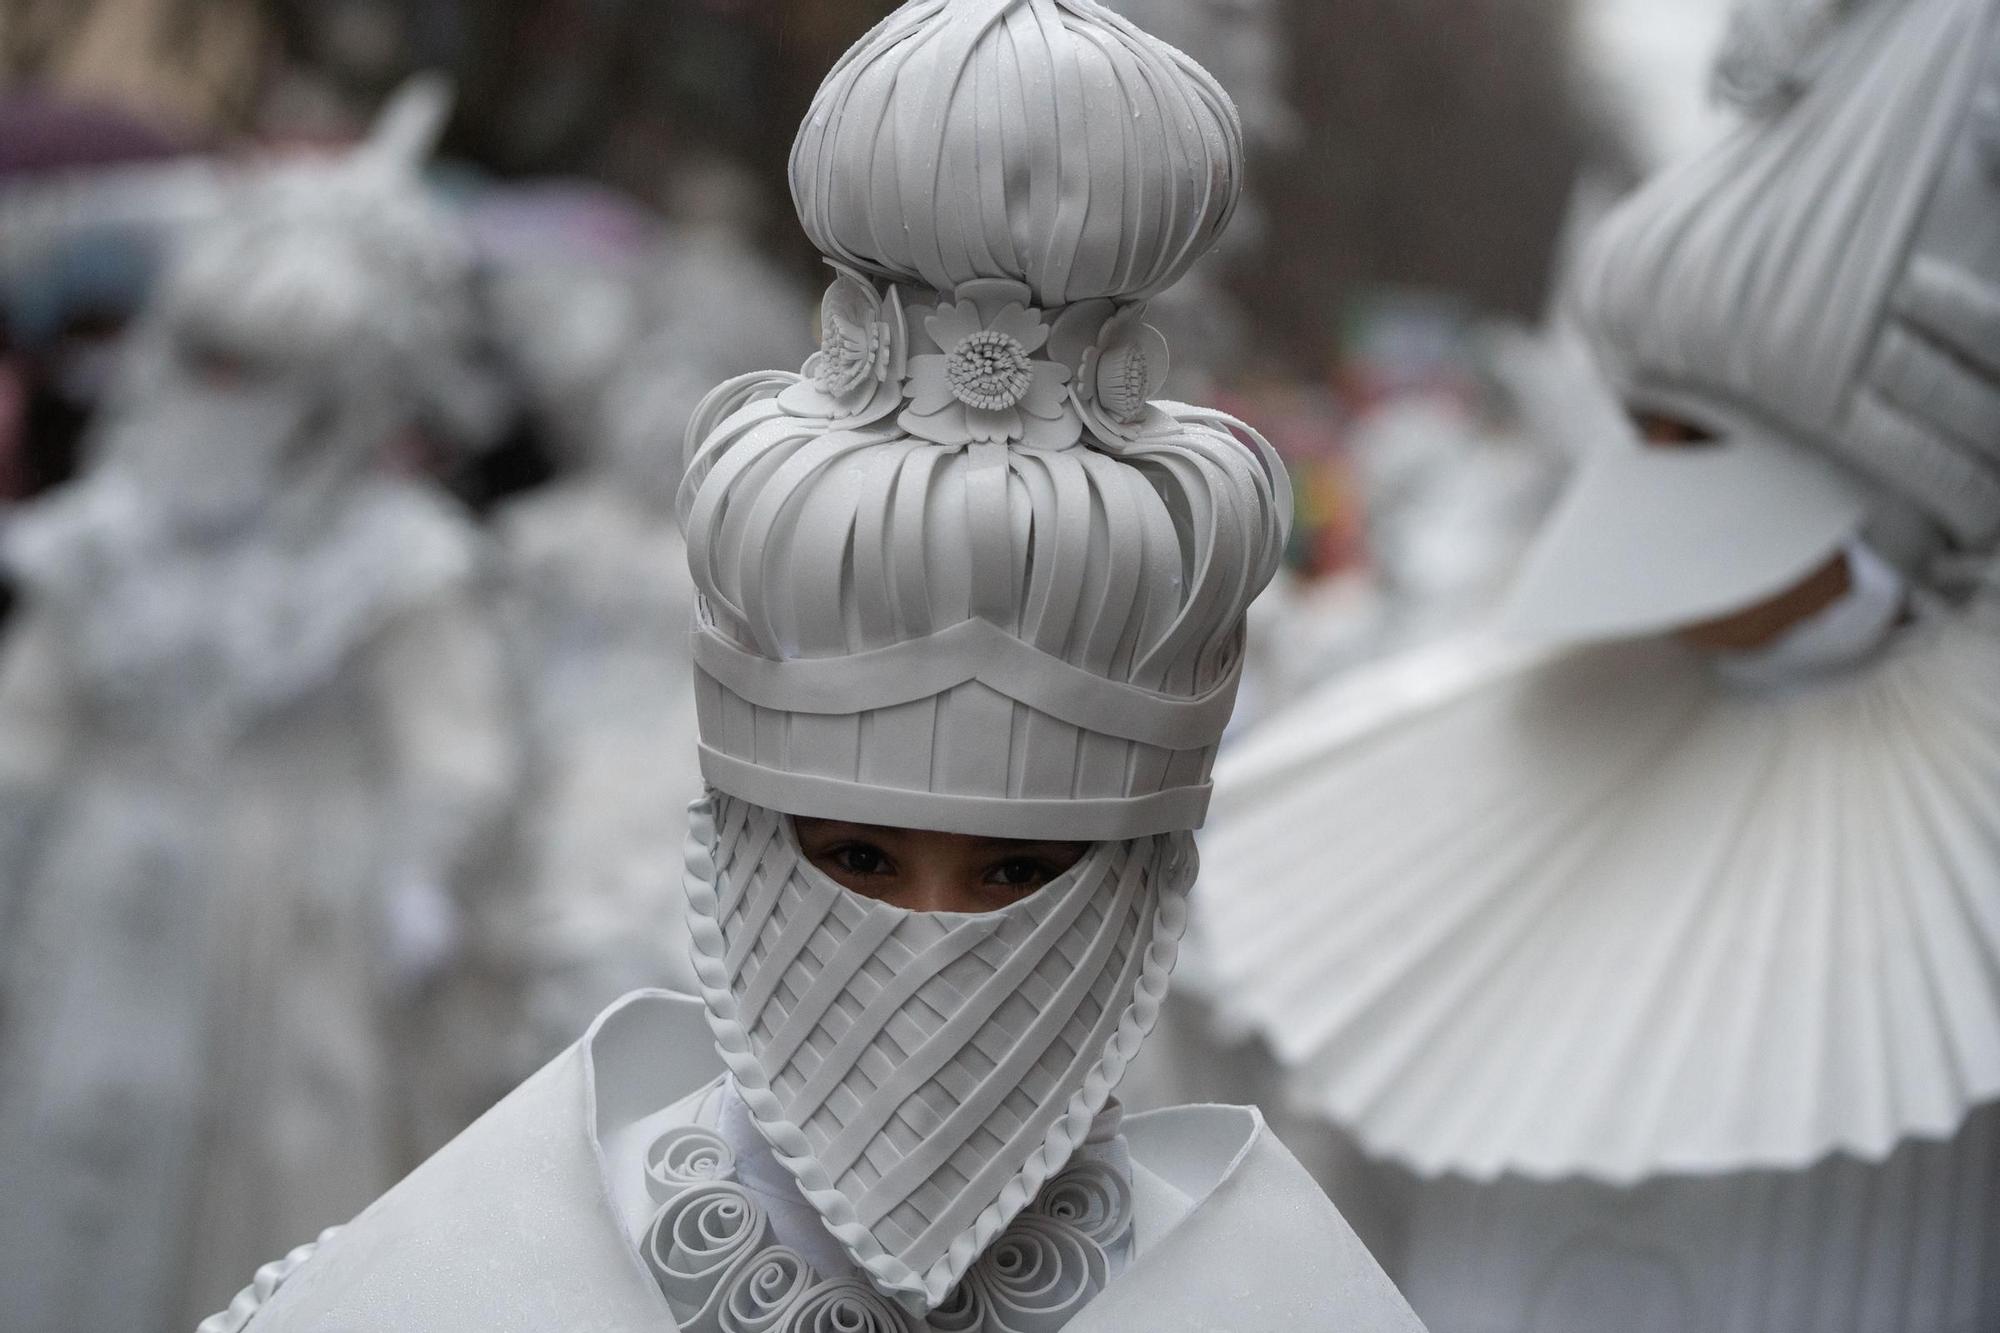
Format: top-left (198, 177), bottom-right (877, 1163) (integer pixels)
top-left (967, 841), bottom-right (1088, 856)
top-left (797, 822), bottom-right (1083, 854)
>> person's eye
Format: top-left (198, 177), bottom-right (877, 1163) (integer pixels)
top-left (828, 843), bottom-right (893, 877)
top-left (985, 858), bottom-right (1060, 891)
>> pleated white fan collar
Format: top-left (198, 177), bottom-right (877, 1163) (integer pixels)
top-left (1195, 593), bottom-right (2000, 1183)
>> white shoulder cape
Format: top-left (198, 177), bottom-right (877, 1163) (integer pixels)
top-left (208, 991), bottom-right (1424, 1332)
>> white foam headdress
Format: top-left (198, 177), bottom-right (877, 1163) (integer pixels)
top-left (681, 0), bottom-right (1289, 841)
top-left (676, 1), bottom-right (1287, 1314)
top-left (1507, 0), bottom-right (2000, 641)
top-left (137, 75), bottom-right (487, 437)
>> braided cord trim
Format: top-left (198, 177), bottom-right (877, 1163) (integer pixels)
top-left (195, 1228), bottom-right (345, 1333)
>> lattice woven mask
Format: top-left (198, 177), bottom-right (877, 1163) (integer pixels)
top-left (683, 796), bottom-right (1192, 1312)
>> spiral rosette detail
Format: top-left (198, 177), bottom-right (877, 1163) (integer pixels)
top-left (779, 1278), bottom-right (921, 1333)
top-left (926, 1281), bottom-right (989, 1332)
top-left (1030, 1161), bottom-right (1134, 1250)
top-left (963, 1213), bottom-right (1110, 1333)
top-left (646, 1182), bottom-right (776, 1325)
top-left (647, 1125), bottom-right (740, 1204)
top-left (718, 1247), bottom-right (818, 1333)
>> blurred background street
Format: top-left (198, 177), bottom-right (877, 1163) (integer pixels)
top-left (0, 2), bottom-right (1765, 1330)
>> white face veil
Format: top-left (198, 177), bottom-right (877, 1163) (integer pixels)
top-left (96, 359), bottom-right (327, 529)
top-left (684, 796), bottom-right (1193, 1310)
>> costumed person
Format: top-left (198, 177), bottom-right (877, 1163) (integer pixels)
top-left (195, 3), bottom-right (1427, 1330)
top-left (1177, 0), bottom-right (2000, 1329)
top-left (490, 223), bottom-right (810, 1069)
top-left (0, 80), bottom-right (519, 1333)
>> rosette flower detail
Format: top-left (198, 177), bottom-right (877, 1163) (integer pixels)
top-left (780, 265), bottom-right (909, 428)
top-left (645, 1125), bottom-right (739, 1204)
top-left (962, 1214), bottom-right (1108, 1332)
top-left (1048, 299), bottom-right (1172, 445)
top-left (925, 1282), bottom-right (987, 1333)
top-left (779, 1278), bottom-right (919, 1333)
top-left (718, 1248), bottom-right (815, 1333)
top-left (902, 280), bottom-right (1079, 451)
top-left (1030, 1161), bottom-right (1135, 1251)
top-left (645, 1182), bottom-right (775, 1326)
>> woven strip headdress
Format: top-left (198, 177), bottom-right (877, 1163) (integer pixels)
top-left (679, 0), bottom-right (1291, 840)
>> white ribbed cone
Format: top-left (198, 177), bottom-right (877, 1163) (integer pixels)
top-left (1190, 599), bottom-right (2000, 1183)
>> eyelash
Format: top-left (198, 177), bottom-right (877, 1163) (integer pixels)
top-left (987, 858), bottom-right (1062, 888)
top-left (827, 843), bottom-right (894, 876)
top-left (818, 845), bottom-right (1064, 891)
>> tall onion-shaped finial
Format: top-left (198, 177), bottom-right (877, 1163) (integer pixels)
top-left (791, 0), bottom-right (1244, 307)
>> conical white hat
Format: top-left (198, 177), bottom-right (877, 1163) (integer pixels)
top-left (1508, 0), bottom-right (2000, 641)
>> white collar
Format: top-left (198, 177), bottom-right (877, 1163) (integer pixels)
top-left (1711, 540), bottom-right (1908, 691)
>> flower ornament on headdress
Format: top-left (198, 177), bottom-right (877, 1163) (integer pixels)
top-left (1049, 299), bottom-right (1174, 444)
top-left (903, 280), bottom-right (1078, 449)
top-left (779, 264), bottom-right (910, 429)
top-left (782, 267), bottom-right (1177, 452)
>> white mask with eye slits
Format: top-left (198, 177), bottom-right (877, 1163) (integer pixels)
top-left (682, 794), bottom-right (1193, 1314)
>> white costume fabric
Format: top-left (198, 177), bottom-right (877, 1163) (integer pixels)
top-left (197, 3), bottom-right (1423, 1329)
top-left (1170, 1), bottom-right (2000, 1329)
top-left (0, 86), bottom-right (518, 1333)
top-left (201, 991), bottom-right (1425, 1333)
top-left (492, 227), bottom-right (811, 1059)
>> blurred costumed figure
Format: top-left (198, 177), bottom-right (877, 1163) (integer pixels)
top-left (192, 3), bottom-right (1424, 1330)
top-left (1105, 0), bottom-right (1566, 723)
top-left (1178, 0), bottom-right (2000, 1329)
top-left (489, 216), bottom-right (810, 1068)
top-left (0, 81), bottom-right (519, 1333)
top-left (1104, 0), bottom-right (1291, 398)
